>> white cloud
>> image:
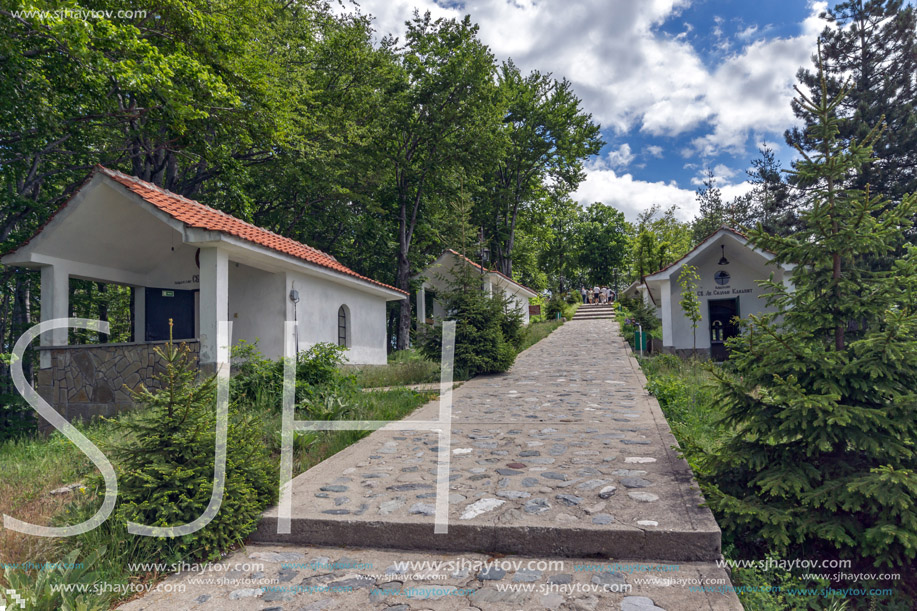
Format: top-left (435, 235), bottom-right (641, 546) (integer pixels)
top-left (351, 0), bottom-right (823, 156)
top-left (722, 181), bottom-right (755, 203)
top-left (646, 145), bottom-right (665, 158)
top-left (685, 26), bottom-right (821, 157)
top-left (598, 143), bottom-right (635, 170)
top-left (573, 165), bottom-right (695, 221)
top-left (737, 24), bottom-right (759, 40)
top-left (575, 162), bottom-right (755, 222)
top-left (689, 164), bottom-right (738, 187)
top-left (713, 164), bottom-right (738, 180)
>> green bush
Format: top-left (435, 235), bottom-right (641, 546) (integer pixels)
top-left (644, 375), bottom-right (689, 421)
top-left (0, 392), bottom-right (35, 441)
top-left (618, 295), bottom-right (660, 332)
top-left (499, 301), bottom-right (527, 351)
top-left (416, 263), bottom-right (523, 378)
top-left (88, 337), bottom-right (277, 565)
top-left (545, 296), bottom-right (567, 320)
top-left (231, 340), bottom-right (356, 409)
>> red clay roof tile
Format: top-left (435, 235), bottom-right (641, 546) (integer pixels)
top-left (94, 166), bottom-right (405, 295)
top-left (445, 249), bottom-right (538, 296)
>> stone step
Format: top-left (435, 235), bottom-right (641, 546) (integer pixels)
top-left (572, 312), bottom-right (617, 319)
top-left (117, 543), bottom-right (744, 611)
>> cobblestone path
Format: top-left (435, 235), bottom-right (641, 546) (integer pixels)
top-left (119, 319), bottom-right (743, 610)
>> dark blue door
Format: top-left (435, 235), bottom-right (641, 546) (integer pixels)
top-left (708, 298), bottom-right (738, 361)
top-left (145, 288), bottom-right (196, 341)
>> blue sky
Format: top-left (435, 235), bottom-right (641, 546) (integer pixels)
top-left (350, 0), bottom-right (834, 221)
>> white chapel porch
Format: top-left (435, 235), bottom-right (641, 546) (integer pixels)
top-left (1, 167), bottom-right (405, 424)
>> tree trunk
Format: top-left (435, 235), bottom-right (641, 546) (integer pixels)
top-left (396, 249), bottom-right (411, 350)
top-left (12, 271), bottom-right (32, 381)
top-left (396, 190), bottom-right (412, 350)
top-left (502, 201), bottom-right (520, 277)
top-left (96, 282), bottom-right (108, 343)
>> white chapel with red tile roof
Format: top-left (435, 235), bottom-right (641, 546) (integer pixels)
top-left (2, 167), bottom-right (406, 421)
top-left (416, 249), bottom-right (538, 328)
top-left (641, 226), bottom-right (794, 360)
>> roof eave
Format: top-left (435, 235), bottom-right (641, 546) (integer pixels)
top-left (191, 232), bottom-right (406, 300)
top-left (644, 227), bottom-right (790, 282)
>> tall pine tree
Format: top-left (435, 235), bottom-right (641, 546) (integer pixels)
top-left (747, 144), bottom-right (796, 236)
top-left (705, 53), bottom-right (917, 580)
top-left (786, 0), bottom-right (917, 202)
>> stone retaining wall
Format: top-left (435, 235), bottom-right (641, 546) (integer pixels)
top-left (35, 341), bottom-right (199, 430)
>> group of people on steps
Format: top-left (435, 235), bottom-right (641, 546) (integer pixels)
top-left (580, 285), bottom-right (615, 304)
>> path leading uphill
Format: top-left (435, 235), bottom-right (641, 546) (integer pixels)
top-left (120, 315), bottom-right (743, 610)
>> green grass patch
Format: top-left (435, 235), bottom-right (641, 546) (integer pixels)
top-left (517, 319), bottom-right (564, 352)
top-left (637, 354), bottom-right (729, 460)
top-left (0, 420), bottom-right (123, 577)
top-left (349, 349), bottom-right (440, 388)
top-left (256, 387), bottom-right (435, 475)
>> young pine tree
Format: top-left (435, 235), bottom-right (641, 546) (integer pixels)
top-left (704, 54), bottom-right (917, 575)
top-left (677, 264), bottom-right (702, 359)
top-left (417, 260), bottom-right (520, 378)
top-left (109, 325), bottom-right (276, 564)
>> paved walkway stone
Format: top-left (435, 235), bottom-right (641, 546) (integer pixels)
top-left (253, 318), bottom-right (722, 562)
top-left (118, 543), bottom-right (741, 610)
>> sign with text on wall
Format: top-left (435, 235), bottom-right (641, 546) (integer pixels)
top-left (696, 285), bottom-right (754, 297)
top-left (697, 271), bottom-right (754, 298)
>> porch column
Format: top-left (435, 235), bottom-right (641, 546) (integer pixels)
top-left (39, 264), bottom-right (69, 368)
top-left (133, 287), bottom-right (146, 343)
top-left (660, 281), bottom-right (673, 348)
top-left (198, 247), bottom-right (228, 368)
top-left (416, 285), bottom-right (426, 330)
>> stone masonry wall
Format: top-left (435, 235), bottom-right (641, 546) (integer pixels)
top-left (35, 341), bottom-right (199, 431)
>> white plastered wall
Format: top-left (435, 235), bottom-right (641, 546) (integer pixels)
top-left (228, 261), bottom-right (285, 360)
top-left (285, 271), bottom-right (389, 365)
top-left (664, 249), bottom-right (785, 351)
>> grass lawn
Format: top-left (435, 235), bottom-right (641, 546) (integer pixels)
top-left (348, 348), bottom-right (440, 388)
top-left (637, 354), bottom-right (729, 460)
top-left (0, 428), bottom-right (99, 571)
top-left (517, 319), bottom-right (564, 352)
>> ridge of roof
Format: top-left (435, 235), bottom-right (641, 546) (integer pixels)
top-left (7, 166), bottom-right (405, 296)
top-left (644, 225), bottom-right (767, 280)
top-left (444, 249), bottom-right (538, 296)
